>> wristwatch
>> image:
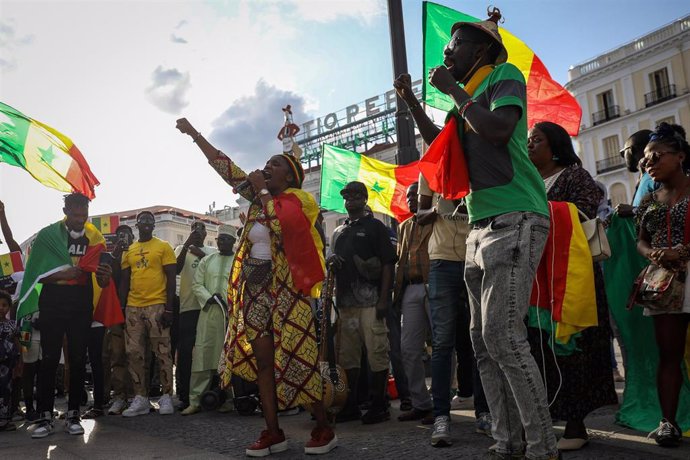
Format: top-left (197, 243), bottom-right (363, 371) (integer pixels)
top-left (258, 188), bottom-right (271, 197)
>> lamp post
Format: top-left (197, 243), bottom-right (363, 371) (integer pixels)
top-left (387, 0), bottom-right (419, 166)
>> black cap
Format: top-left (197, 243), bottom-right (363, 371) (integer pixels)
top-left (340, 181), bottom-right (368, 198)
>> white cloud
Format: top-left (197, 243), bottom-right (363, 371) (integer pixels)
top-left (0, 19), bottom-right (34, 70)
top-left (145, 66), bottom-right (192, 114)
top-left (209, 80), bottom-right (310, 170)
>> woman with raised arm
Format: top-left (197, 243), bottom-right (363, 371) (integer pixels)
top-left (176, 118), bottom-right (336, 457)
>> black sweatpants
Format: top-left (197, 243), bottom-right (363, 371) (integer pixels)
top-left (175, 310), bottom-right (200, 405)
top-left (87, 326), bottom-right (106, 409)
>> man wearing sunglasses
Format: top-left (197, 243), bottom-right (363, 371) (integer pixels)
top-left (616, 129), bottom-right (656, 218)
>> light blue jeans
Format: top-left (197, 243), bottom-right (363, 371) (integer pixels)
top-left (465, 212), bottom-right (558, 460)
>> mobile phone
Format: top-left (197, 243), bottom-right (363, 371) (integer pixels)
top-left (99, 252), bottom-right (115, 266)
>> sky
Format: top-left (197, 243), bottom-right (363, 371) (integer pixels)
top-left (1, 0), bottom-right (688, 245)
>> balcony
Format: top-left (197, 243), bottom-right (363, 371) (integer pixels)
top-left (644, 84), bottom-right (677, 107)
top-left (592, 105), bottom-right (620, 126)
top-left (596, 155), bottom-right (626, 174)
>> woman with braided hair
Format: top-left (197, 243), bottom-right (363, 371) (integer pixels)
top-left (636, 122), bottom-right (690, 447)
top-left (176, 118), bottom-right (336, 457)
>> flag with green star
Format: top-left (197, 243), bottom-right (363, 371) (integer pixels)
top-left (0, 251), bottom-right (23, 276)
top-left (0, 101), bottom-right (100, 198)
top-left (319, 144), bottom-right (419, 222)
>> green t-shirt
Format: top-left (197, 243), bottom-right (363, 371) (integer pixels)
top-left (449, 63), bottom-right (548, 223)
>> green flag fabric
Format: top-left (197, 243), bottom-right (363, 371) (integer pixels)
top-left (16, 221), bottom-right (72, 320)
top-left (603, 214), bottom-right (690, 434)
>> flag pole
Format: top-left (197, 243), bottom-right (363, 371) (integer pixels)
top-left (387, 0), bottom-right (419, 167)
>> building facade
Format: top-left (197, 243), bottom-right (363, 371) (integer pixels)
top-left (566, 14), bottom-right (690, 206)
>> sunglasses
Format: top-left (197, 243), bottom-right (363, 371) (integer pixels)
top-left (643, 150), bottom-right (678, 164)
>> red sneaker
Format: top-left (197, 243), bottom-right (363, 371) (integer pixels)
top-left (246, 430), bottom-right (288, 457)
top-left (304, 426), bottom-right (338, 455)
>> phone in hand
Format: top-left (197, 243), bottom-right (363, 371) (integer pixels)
top-left (99, 252), bottom-right (115, 267)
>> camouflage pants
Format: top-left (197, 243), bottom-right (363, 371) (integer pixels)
top-left (125, 305), bottom-right (173, 396)
top-left (103, 323), bottom-right (134, 400)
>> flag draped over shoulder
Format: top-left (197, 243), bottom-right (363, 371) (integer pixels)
top-left (604, 214), bottom-right (690, 435)
top-left (320, 144), bottom-right (419, 222)
top-left (273, 189), bottom-right (325, 298)
top-left (0, 102), bottom-right (100, 198)
top-left (17, 221), bottom-right (122, 342)
top-left (529, 202), bottom-right (597, 346)
top-left (422, 2), bottom-right (582, 135)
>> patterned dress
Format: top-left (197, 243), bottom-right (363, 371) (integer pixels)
top-left (0, 319), bottom-right (19, 423)
top-left (528, 164), bottom-right (618, 420)
top-left (210, 153), bottom-right (323, 410)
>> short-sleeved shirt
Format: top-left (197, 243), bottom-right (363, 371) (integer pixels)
top-left (451, 63), bottom-right (548, 223)
top-left (632, 172), bottom-right (659, 207)
top-left (332, 215), bottom-right (397, 308)
top-left (122, 237), bottom-right (176, 307)
top-left (174, 245), bottom-right (217, 313)
top-left (419, 175), bottom-right (471, 261)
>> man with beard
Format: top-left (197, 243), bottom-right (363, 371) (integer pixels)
top-left (394, 9), bottom-right (557, 458)
top-left (328, 181), bottom-right (397, 425)
top-left (182, 226), bottom-right (236, 415)
top-left (616, 129), bottom-right (655, 217)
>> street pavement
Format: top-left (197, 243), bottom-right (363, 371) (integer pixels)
top-left (2, 389), bottom-right (690, 460)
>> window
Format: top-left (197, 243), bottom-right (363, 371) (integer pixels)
top-left (645, 68), bottom-right (676, 107)
top-left (595, 136), bottom-right (625, 174)
top-left (176, 234), bottom-right (183, 245)
top-left (655, 116), bottom-right (676, 127)
top-left (602, 135), bottom-right (619, 158)
top-left (593, 90), bottom-right (619, 125)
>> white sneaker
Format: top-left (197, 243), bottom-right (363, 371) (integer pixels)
top-left (64, 410), bottom-right (84, 435)
top-left (122, 395), bottom-right (151, 417)
top-left (108, 398), bottom-right (126, 415)
top-left (31, 412), bottom-right (54, 439)
top-left (158, 394), bottom-right (174, 415)
top-left (450, 395), bottom-right (474, 410)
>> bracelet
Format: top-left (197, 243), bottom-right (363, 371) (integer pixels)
top-left (458, 99), bottom-right (475, 118)
top-left (192, 132), bottom-right (202, 143)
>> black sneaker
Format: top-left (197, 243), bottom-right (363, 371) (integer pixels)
top-left (26, 409), bottom-right (41, 422)
top-left (64, 410), bottom-right (84, 435)
top-left (650, 418), bottom-right (681, 447)
top-left (361, 406), bottom-right (390, 424)
top-left (335, 406), bottom-right (361, 423)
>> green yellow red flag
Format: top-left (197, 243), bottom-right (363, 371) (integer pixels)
top-left (91, 215), bottom-right (120, 235)
top-left (0, 102), bottom-right (100, 198)
top-left (422, 2), bottom-right (582, 135)
top-left (0, 251), bottom-right (23, 277)
top-left (319, 144), bottom-right (419, 222)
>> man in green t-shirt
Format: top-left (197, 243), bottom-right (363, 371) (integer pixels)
top-left (394, 10), bottom-right (557, 460)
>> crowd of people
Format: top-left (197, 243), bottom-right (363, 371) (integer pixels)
top-left (1, 8), bottom-right (689, 460)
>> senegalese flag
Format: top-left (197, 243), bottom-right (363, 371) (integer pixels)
top-left (17, 220), bottom-right (123, 347)
top-left (320, 144), bottom-right (419, 222)
top-left (422, 2), bottom-right (582, 135)
top-left (528, 201), bottom-right (597, 345)
top-left (0, 251), bottom-right (23, 276)
top-left (91, 215), bottom-right (120, 235)
top-left (0, 102), bottom-right (100, 198)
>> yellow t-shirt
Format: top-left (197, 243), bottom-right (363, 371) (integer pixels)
top-left (122, 237), bottom-right (176, 307)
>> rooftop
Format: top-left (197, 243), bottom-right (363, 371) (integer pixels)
top-left (567, 14), bottom-right (690, 84)
top-left (92, 205), bottom-right (221, 225)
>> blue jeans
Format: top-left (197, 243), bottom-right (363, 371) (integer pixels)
top-left (428, 259), bottom-right (480, 417)
top-left (465, 212), bottom-right (557, 460)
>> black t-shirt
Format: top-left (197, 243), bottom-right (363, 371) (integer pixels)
top-left (39, 234), bottom-right (93, 311)
top-left (332, 215), bottom-right (397, 308)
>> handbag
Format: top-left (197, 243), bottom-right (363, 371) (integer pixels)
top-left (628, 264), bottom-right (685, 311)
top-left (628, 199), bottom-right (690, 311)
top-left (577, 210), bottom-right (611, 262)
